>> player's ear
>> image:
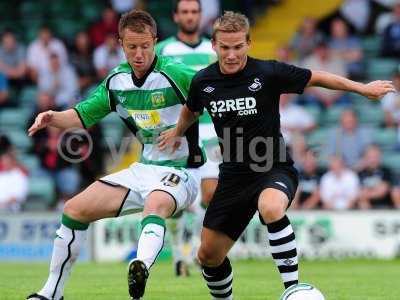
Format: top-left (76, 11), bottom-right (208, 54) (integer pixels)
top-left (118, 38), bottom-right (123, 47)
top-left (247, 36), bottom-right (251, 46)
top-left (173, 12), bottom-right (179, 24)
top-left (211, 38), bottom-right (216, 50)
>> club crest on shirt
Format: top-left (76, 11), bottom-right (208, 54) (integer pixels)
top-left (248, 77), bottom-right (262, 92)
top-left (151, 91), bottom-right (166, 108)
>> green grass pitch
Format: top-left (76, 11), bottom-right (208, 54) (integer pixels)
top-left (2, 259), bottom-right (399, 299)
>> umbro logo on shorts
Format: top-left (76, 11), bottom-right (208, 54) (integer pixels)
top-left (203, 86), bottom-right (215, 93)
top-left (275, 181), bottom-right (288, 189)
top-left (283, 258), bottom-right (294, 266)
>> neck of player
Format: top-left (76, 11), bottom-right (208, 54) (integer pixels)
top-left (177, 31), bottom-right (200, 45)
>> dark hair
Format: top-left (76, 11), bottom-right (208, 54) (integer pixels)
top-left (118, 10), bottom-right (157, 38)
top-left (174, 0), bottom-right (201, 13)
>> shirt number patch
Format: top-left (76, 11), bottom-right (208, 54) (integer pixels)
top-left (161, 173), bottom-right (181, 187)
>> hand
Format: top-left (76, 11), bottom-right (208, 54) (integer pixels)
top-left (157, 128), bottom-right (181, 153)
top-left (28, 110), bottom-right (54, 136)
top-left (361, 80), bottom-right (396, 100)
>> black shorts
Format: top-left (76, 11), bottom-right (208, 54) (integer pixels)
top-left (203, 165), bottom-right (298, 241)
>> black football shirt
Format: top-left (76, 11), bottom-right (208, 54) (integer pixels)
top-left (186, 56), bottom-right (312, 173)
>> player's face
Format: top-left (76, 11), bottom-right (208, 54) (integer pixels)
top-left (174, 1), bottom-right (201, 34)
top-left (212, 31), bottom-right (250, 75)
top-left (120, 27), bottom-right (157, 78)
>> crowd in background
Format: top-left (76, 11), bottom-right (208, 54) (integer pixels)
top-left (0, 0), bottom-right (400, 212)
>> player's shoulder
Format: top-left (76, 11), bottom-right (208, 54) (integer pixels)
top-left (192, 62), bottom-right (219, 81)
top-left (103, 61), bottom-right (131, 87)
top-left (155, 55), bottom-right (196, 84)
top-left (156, 55), bottom-right (193, 73)
top-left (200, 36), bottom-right (212, 44)
top-left (107, 61), bottom-right (131, 77)
top-left (248, 57), bottom-right (280, 72)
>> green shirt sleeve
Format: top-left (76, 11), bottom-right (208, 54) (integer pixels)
top-left (74, 81), bottom-right (111, 128)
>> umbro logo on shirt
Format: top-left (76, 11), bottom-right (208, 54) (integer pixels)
top-left (203, 86), bottom-right (215, 93)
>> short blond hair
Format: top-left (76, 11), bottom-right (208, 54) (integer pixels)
top-left (212, 11), bottom-right (250, 41)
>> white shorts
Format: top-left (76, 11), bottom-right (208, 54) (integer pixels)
top-left (100, 162), bottom-right (200, 216)
top-left (198, 158), bottom-right (220, 179)
top-left (199, 123), bottom-right (221, 180)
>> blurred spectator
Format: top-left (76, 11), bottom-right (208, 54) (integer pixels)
top-left (290, 17), bottom-right (324, 61)
top-left (70, 32), bottom-right (96, 95)
top-left (0, 30), bottom-right (27, 87)
top-left (391, 184), bottom-right (400, 208)
top-left (78, 124), bottom-right (105, 187)
top-left (381, 71), bottom-right (400, 128)
top-left (290, 134), bottom-right (308, 170)
top-left (339, 0), bottom-right (371, 33)
top-left (320, 156), bottom-right (360, 210)
top-left (199, 0), bottom-right (220, 35)
top-left (31, 126), bottom-right (81, 208)
top-left (276, 45), bottom-right (295, 64)
top-left (381, 5), bottom-right (400, 57)
top-left (358, 144), bottom-right (393, 209)
top-left (0, 135), bottom-right (28, 212)
top-left (89, 7), bottom-right (119, 48)
top-left (326, 109), bottom-right (372, 169)
top-left (375, 2), bottom-right (400, 34)
top-left (28, 94), bottom-right (81, 206)
top-left (301, 41), bottom-right (348, 107)
top-left (280, 93), bottom-right (315, 145)
top-left (38, 53), bottom-right (78, 109)
top-left (0, 72), bottom-right (9, 108)
top-left (293, 149), bottom-right (323, 210)
top-left (26, 26), bottom-right (68, 82)
top-left (329, 18), bottom-right (365, 80)
top-left (93, 33), bottom-right (125, 80)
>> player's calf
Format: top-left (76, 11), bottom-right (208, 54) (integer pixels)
top-left (202, 257), bottom-right (233, 300)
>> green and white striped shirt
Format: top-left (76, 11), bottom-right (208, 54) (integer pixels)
top-left (75, 55), bottom-right (203, 168)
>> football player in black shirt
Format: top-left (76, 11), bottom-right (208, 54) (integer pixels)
top-left (159, 11), bottom-right (395, 299)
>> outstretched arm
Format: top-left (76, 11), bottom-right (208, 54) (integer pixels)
top-left (28, 109), bottom-right (83, 136)
top-left (158, 105), bottom-right (200, 152)
top-left (308, 70), bottom-right (396, 100)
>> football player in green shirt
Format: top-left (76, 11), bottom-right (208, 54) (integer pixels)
top-left (26, 10), bottom-right (204, 300)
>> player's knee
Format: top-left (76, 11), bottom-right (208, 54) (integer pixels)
top-left (197, 246), bottom-right (223, 267)
top-left (144, 191), bottom-right (176, 217)
top-left (63, 197), bottom-right (90, 223)
top-left (258, 198), bottom-right (286, 223)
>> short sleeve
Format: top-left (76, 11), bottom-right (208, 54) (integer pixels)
top-left (186, 77), bottom-right (204, 113)
top-left (74, 81), bottom-right (111, 128)
top-left (273, 61), bottom-right (312, 94)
